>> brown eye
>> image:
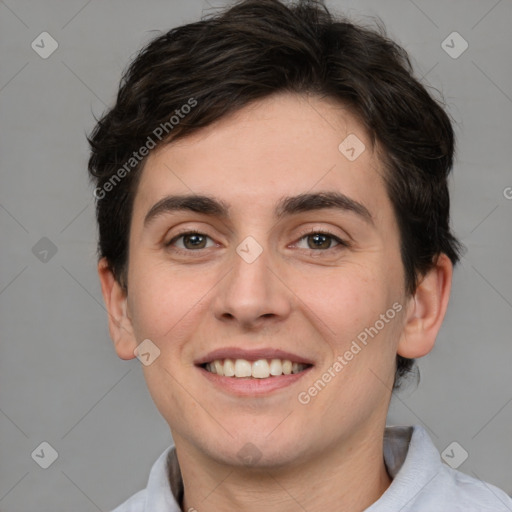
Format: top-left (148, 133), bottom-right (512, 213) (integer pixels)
top-left (166, 232), bottom-right (214, 250)
top-left (296, 232), bottom-right (346, 251)
top-left (182, 233), bottom-right (207, 249)
top-left (306, 233), bottom-right (335, 250)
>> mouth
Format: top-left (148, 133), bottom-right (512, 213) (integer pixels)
top-left (201, 358), bottom-right (312, 379)
top-left (194, 348), bottom-right (314, 395)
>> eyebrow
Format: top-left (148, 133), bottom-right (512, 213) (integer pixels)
top-left (143, 191), bottom-right (373, 227)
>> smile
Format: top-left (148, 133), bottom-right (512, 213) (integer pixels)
top-left (202, 358), bottom-right (311, 379)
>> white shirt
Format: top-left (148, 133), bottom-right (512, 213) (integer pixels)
top-left (111, 425), bottom-right (512, 511)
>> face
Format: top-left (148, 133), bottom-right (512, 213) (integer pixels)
top-left (117, 93), bottom-right (414, 467)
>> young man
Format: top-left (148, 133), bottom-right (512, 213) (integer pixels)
top-left (88, 0), bottom-right (512, 510)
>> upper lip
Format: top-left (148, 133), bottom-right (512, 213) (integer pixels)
top-left (194, 347), bottom-right (315, 366)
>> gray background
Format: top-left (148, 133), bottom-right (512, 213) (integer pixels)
top-left (1, 0), bottom-right (511, 510)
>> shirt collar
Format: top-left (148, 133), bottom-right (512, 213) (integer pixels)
top-left (366, 425), bottom-right (442, 510)
top-left (143, 444), bottom-right (182, 511)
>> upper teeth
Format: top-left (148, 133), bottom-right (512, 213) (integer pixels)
top-left (204, 359), bottom-right (308, 378)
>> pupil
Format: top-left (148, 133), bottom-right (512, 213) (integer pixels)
top-left (185, 234), bottom-right (205, 248)
top-left (310, 234), bottom-right (329, 249)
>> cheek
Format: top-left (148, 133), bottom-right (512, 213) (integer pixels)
top-left (295, 259), bottom-right (403, 377)
top-left (294, 262), bottom-right (389, 334)
top-left (127, 261), bottom-right (201, 344)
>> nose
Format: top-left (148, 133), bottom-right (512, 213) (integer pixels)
top-left (211, 240), bottom-right (292, 330)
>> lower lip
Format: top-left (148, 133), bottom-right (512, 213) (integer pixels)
top-left (198, 366), bottom-right (313, 396)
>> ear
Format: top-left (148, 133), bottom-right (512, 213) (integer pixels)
top-left (97, 257), bottom-right (137, 360)
top-left (397, 253), bottom-right (453, 359)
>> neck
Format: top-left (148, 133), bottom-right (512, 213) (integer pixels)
top-left (174, 422), bottom-right (392, 512)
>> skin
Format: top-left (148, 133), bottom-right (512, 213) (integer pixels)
top-left (99, 92), bottom-right (453, 512)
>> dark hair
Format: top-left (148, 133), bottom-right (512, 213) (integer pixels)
top-left (87, 0), bottom-right (463, 389)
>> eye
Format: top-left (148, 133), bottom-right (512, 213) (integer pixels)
top-left (166, 231), bottom-right (215, 251)
top-left (164, 229), bottom-right (349, 254)
top-left (295, 230), bottom-right (349, 251)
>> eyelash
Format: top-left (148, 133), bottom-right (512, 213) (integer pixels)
top-left (165, 228), bottom-right (350, 256)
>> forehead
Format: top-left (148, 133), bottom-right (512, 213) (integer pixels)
top-left (132, 93), bottom-right (389, 224)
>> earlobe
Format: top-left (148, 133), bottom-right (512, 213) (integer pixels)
top-left (397, 253), bottom-right (453, 359)
top-left (97, 258), bottom-right (138, 360)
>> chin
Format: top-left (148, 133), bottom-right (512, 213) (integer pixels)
top-left (197, 426), bottom-right (307, 469)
